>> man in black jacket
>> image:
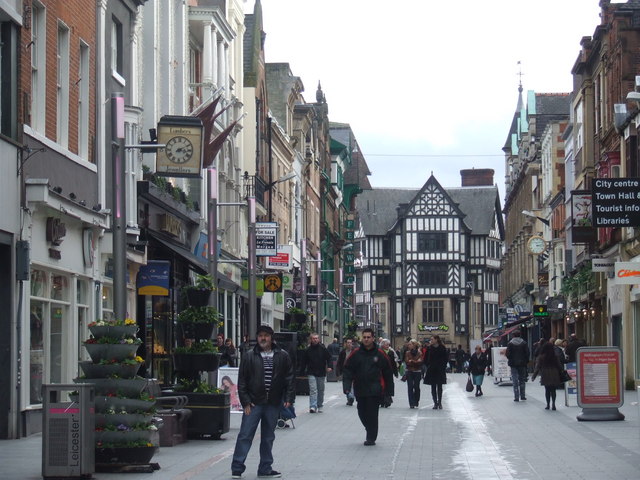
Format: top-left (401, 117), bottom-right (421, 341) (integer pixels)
top-left (506, 330), bottom-right (530, 402)
top-left (342, 328), bottom-right (394, 446)
top-left (302, 333), bottom-right (332, 413)
top-left (231, 325), bottom-right (294, 479)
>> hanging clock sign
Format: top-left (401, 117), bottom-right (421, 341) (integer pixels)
top-left (527, 235), bottom-right (546, 255)
top-left (156, 115), bottom-right (204, 178)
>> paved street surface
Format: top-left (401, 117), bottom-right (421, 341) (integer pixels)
top-left (2, 374), bottom-right (639, 480)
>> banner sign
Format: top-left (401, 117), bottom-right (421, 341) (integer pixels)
top-left (267, 244), bottom-right (292, 270)
top-left (256, 222), bottom-right (278, 257)
top-left (614, 262), bottom-right (640, 284)
top-left (577, 347), bottom-right (623, 407)
top-left (137, 260), bottom-right (170, 296)
top-left (592, 257), bottom-right (615, 273)
top-left (571, 190), bottom-right (596, 244)
top-left (592, 178), bottom-right (640, 227)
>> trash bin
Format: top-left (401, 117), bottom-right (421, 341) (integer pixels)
top-left (42, 383), bottom-right (95, 479)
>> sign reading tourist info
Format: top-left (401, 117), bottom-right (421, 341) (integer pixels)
top-left (576, 347), bottom-right (623, 408)
top-left (592, 178), bottom-right (640, 227)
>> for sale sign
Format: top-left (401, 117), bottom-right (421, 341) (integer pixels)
top-left (256, 222), bottom-right (278, 257)
top-left (577, 347), bottom-right (623, 408)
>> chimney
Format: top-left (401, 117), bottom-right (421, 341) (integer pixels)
top-left (460, 168), bottom-right (494, 187)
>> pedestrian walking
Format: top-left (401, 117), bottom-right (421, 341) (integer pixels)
top-left (379, 339), bottom-right (399, 408)
top-left (231, 325), bottom-right (295, 479)
top-left (403, 340), bottom-right (423, 408)
top-left (455, 344), bottom-right (466, 373)
top-left (531, 341), bottom-right (564, 410)
top-left (505, 330), bottom-right (530, 402)
top-left (336, 338), bottom-right (356, 405)
top-left (302, 332), bottom-right (332, 413)
top-left (342, 328), bottom-right (395, 446)
top-left (565, 333), bottom-right (586, 362)
top-left (467, 345), bottom-right (488, 397)
top-left (423, 334), bottom-right (448, 409)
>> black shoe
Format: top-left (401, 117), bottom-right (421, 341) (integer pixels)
top-left (552, 405), bottom-right (556, 410)
top-left (520, 396), bottom-right (527, 401)
top-left (364, 440), bottom-right (376, 446)
top-left (438, 404), bottom-right (442, 409)
top-left (432, 404), bottom-right (438, 409)
top-left (346, 398), bottom-right (354, 406)
top-left (410, 405), bottom-right (415, 409)
top-left (545, 405), bottom-right (550, 410)
top-left (257, 471), bottom-right (282, 478)
top-left (514, 398), bottom-right (519, 402)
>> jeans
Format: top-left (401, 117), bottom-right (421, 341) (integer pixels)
top-left (356, 396), bottom-right (380, 442)
top-left (231, 404), bottom-right (279, 475)
top-left (308, 374), bottom-right (326, 409)
top-left (511, 366), bottom-right (527, 399)
top-left (406, 371), bottom-right (422, 407)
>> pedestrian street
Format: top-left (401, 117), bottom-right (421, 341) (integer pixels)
top-left (2, 374), bottom-right (638, 480)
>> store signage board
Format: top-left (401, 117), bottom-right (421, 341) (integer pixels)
top-left (613, 262), bottom-right (640, 285)
top-left (576, 347), bottom-right (625, 421)
top-left (267, 244), bottom-right (292, 270)
top-left (592, 258), bottom-right (615, 273)
top-left (592, 178), bottom-right (640, 227)
top-left (256, 222), bottom-right (278, 257)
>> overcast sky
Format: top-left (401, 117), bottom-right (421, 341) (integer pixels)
top-left (245, 0), bottom-right (604, 200)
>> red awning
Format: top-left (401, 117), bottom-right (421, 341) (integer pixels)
top-left (499, 325), bottom-right (520, 338)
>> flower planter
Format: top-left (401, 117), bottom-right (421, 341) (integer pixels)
top-left (84, 343), bottom-right (140, 363)
top-left (75, 378), bottom-right (147, 397)
top-left (89, 325), bottom-right (138, 338)
top-left (96, 429), bottom-right (154, 444)
top-left (79, 361), bottom-right (141, 379)
top-left (179, 322), bottom-right (215, 341)
top-left (94, 396), bottom-right (156, 414)
top-left (186, 289), bottom-right (212, 307)
top-left (173, 353), bottom-right (220, 372)
top-left (95, 446), bottom-right (157, 465)
top-left (96, 412), bottom-right (150, 427)
top-left (181, 392), bottom-right (230, 439)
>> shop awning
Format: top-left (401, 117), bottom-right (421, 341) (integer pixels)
top-left (147, 232), bottom-right (246, 296)
top-left (499, 324), bottom-right (521, 338)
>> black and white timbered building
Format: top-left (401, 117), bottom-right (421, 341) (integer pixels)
top-left (355, 170), bottom-right (504, 350)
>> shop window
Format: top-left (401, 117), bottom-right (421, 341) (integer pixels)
top-left (102, 285), bottom-right (114, 321)
top-left (29, 301), bottom-right (45, 404)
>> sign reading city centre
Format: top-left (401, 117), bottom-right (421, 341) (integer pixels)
top-left (592, 178), bottom-right (640, 227)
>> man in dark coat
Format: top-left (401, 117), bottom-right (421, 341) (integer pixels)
top-left (565, 334), bottom-right (586, 362)
top-left (301, 333), bottom-right (332, 413)
top-left (506, 330), bottom-right (530, 402)
top-left (231, 325), bottom-right (295, 479)
top-left (342, 328), bottom-right (394, 446)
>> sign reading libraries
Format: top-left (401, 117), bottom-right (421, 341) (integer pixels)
top-left (592, 178), bottom-right (640, 227)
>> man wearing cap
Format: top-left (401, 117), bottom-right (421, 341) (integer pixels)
top-left (231, 325), bottom-right (295, 479)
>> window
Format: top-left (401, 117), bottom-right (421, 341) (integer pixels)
top-left (417, 263), bottom-right (448, 287)
top-left (0, 20), bottom-right (19, 138)
top-left (376, 273), bottom-right (391, 292)
top-left (57, 23), bottom-right (70, 147)
top-left (382, 238), bottom-right (391, 257)
top-left (422, 300), bottom-right (444, 323)
top-left (29, 3), bottom-right (46, 133)
top-left (29, 269), bottom-right (72, 405)
top-left (77, 42), bottom-right (90, 159)
top-left (355, 272), bottom-right (363, 292)
top-left (418, 233), bottom-right (447, 252)
top-left (111, 17), bottom-right (125, 84)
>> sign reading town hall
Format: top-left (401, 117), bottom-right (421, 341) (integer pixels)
top-left (592, 178), bottom-right (640, 227)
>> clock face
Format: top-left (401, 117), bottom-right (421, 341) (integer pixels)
top-left (165, 136), bottom-right (194, 164)
top-left (527, 236), bottom-right (546, 255)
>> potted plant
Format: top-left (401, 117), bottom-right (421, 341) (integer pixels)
top-left (173, 340), bottom-right (220, 372)
top-left (182, 274), bottom-right (215, 307)
top-left (177, 305), bottom-right (221, 340)
top-left (172, 379), bottom-right (230, 439)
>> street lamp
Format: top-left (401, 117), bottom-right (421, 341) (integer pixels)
top-left (522, 210), bottom-right (550, 226)
top-left (268, 171), bottom-right (297, 221)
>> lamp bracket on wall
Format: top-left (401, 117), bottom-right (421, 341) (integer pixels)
top-left (18, 145), bottom-right (47, 176)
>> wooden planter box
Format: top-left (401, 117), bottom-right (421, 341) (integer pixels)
top-left (183, 392), bottom-right (230, 439)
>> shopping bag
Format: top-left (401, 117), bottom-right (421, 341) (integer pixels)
top-left (466, 375), bottom-right (474, 392)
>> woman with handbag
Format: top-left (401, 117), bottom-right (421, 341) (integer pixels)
top-left (531, 341), bottom-right (564, 410)
top-left (423, 335), bottom-right (448, 409)
top-left (467, 345), bottom-right (488, 396)
top-left (404, 340), bottom-right (423, 409)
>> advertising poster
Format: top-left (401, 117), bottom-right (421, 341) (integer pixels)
top-left (491, 347), bottom-right (510, 379)
top-left (577, 347), bottom-right (623, 408)
top-left (217, 367), bottom-right (242, 413)
top-left (564, 361), bottom-right (578, 407)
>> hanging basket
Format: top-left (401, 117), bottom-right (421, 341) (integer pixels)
top-left (89, 325), bottom-right (138, 339)
top-left (186, 289), bottom-right (212, 307)
top-left (180, 322), bottom-right (215, 341)
top-left (79, 361), bottom-right (141, 379)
